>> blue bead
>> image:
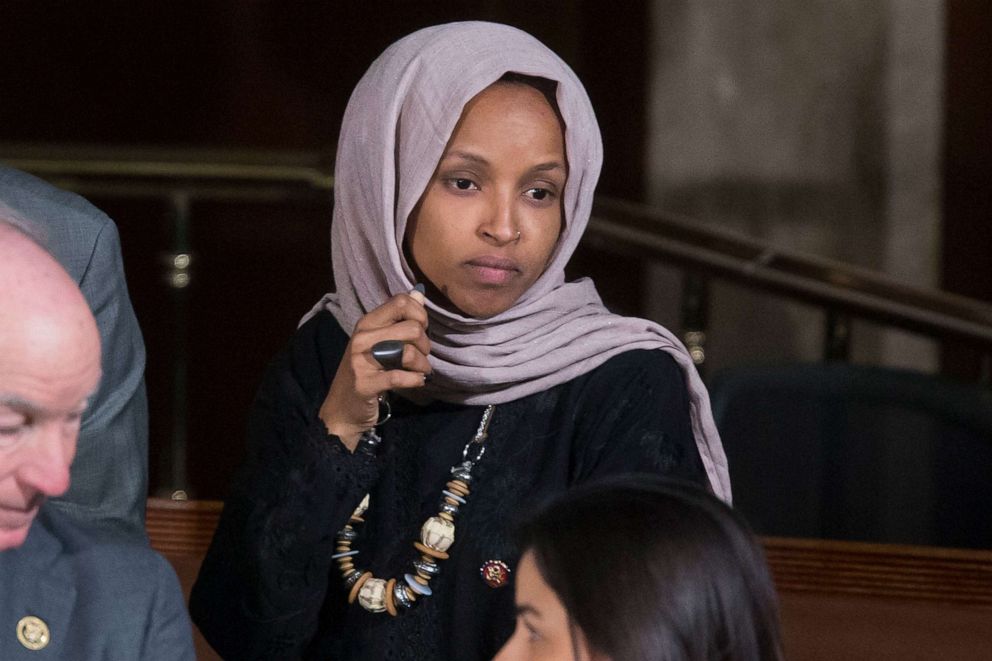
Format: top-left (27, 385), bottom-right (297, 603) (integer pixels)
top-left (404, 573), bottom-right (433, 596)
top-left (442, 490), bottom-right (466, 504)
top-left (331, 549), bottom-right (360, 559)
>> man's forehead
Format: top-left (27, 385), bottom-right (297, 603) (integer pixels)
top-left (0, 362), bottom-right (101, 412)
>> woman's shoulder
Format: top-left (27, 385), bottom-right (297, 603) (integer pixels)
top-left (296, 308), bottom-right (348, 344)
top-left (254, 309), bottom-right (348, 402)
top-left (581, 349), bottom-right (685, 392)
top-left (553, 348), bottom-right (688, 414)
top-left (290, 309), bottom-right (350, 366)
top-left (555, 348), bottom-right (702, 483)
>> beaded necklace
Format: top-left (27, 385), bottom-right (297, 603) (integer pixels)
top-left (335, 405), bottom-right (495, 615)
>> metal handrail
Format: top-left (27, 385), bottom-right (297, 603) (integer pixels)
top-left (4, 144), bottom-right (991, 350)
top-left (588, 198), bottom-right (992, 349)
top-left (0, 143), bottom-right (335, 198)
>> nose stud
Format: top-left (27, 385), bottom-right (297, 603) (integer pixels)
top-left (514, 231), bottom-right (521, 241)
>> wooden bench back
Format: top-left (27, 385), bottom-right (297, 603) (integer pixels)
top-left (147, 498), bottom-right (992, 661)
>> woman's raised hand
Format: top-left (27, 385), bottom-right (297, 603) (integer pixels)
top-left (320, 288), bottom-right (431, 450)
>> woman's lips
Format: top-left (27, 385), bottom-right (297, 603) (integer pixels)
top-left (465, 256), bottom-right (519, 285)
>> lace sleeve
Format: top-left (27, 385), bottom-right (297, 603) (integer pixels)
top-left (190, 314), bottom-right (380, 660)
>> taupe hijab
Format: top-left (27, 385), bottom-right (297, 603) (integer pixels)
top-left (305, 21), bottom-right (731, 502)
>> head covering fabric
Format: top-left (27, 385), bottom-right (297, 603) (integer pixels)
top-left (304, 21), bottom-right (730, 502)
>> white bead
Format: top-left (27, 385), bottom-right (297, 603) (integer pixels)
top-left (352, 493), bottom-right (370, 519)
top-left (420, 516), bottom-right (455, 552)
top-left (357, 577), bottom-right (388, 612)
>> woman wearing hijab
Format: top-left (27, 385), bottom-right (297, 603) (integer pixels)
top-left (190, 21), bottom-right (730, 661)
top-left (495, 476), bottom-right (783, 661)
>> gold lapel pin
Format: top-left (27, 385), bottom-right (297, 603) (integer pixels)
top-left (16, 615), bottom-right (50, 651)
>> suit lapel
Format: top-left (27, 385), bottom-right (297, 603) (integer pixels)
top-left (1, 509), bottom-right (77, 658)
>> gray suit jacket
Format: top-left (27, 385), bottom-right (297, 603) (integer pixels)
top-left (0, 506), bottom-right (194, 660)
top-left (0, 165), bottom-right (148, 540)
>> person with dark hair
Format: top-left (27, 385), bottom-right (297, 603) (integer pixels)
top-left (495, 476), bottom-right (784, 661)
top-left (191, 21), bottom-right (730, 660)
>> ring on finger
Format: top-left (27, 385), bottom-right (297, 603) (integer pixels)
top-left (371, 340), bottom-right (405, 371)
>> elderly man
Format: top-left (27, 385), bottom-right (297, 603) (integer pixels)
top-left (0, 165), bottom-right (148, 540)
top-left (0, 216), bottom-right (193, 659)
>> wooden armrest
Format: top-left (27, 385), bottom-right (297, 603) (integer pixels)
top-left (146, 497), bottom-right (223, 556)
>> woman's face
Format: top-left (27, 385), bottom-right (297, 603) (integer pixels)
top-left (405, 81), bottom-right (567, 319)
top-left (493, 551), bottom-right (603, 661)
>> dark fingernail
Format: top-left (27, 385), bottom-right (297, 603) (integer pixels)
top-left (423, 372), bottom-right (433, 383)
top-left (413, 282), bottom-right (426, 294)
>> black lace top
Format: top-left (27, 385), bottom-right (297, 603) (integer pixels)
top-left (190, 311), bottom-right (707, 660)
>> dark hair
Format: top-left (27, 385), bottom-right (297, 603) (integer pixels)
top-left (497, 71), bottom-right (565, 130)
top-left (518, 476), bottom-right (784, 661)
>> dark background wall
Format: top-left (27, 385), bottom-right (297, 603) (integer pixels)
top-left (943, 0), bottom-right (992, 382)
top-left (0, 1), bottom-right (647, 198)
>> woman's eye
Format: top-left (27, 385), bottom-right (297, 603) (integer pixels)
top-left (447, 178), bottom-right (479, 191)
top-left (525, 187), bottom-right (555, 202)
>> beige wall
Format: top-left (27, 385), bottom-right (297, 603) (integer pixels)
top-left (643, 0), bottom-right (943, 373)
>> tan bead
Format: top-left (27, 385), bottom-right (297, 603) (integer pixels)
top-left (348, 572), bottom-right (373, 604)
top-left (446, 481), bottom-right (469, 496)
top-left (414, 541), bottom-right (449, 560)
top-left (358, 577), bottom-right (389, 613)
top-left (336, 545), bottom-right (351, 553)
top-left (350, 516), bottom-right (365, 524)
top-left (444, 496), bottom-right (458, 506)
top-left (438, 512), bottom-right (454, 522)
top-left (338, 561), bottom-right (354, 572)
top-left (413, 574), bottom-right (429, 586)
top-left (420, 516), bottom-right (455, 552)
top-left (385, 578), bottom-right (398, 617)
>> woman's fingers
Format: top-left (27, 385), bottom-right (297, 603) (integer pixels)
top-left (346, 342), bottom-right (430, 397)
top-left (356, 292), bottom-right (428, 332)
top-left (359, 365), bottom-right (430, 395)
top-left (352, 292), bottom-right (431, 362)
top-left (399, 341), bottom-right (432, 375)
top-left (319, 288), bottom-right (432, 449)
top-left (352, 319), bottom-right (431, 359)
